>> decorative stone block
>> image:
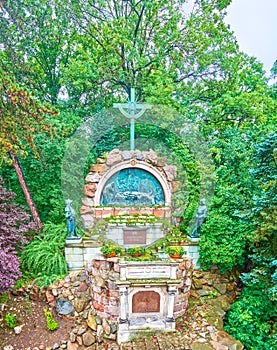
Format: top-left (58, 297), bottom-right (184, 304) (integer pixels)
top-left (106, 281), bottom-right (117, 290)
top-left (97, 157), bottom-right (106, 164)
top-left (82, 197), bottom-right (95, 207)
top-left (156, 156), bottom-right (166, 167)
top-left (107, 290), bottom-right (119, 298)
top-left (93, 300), bottom-right (104, 312)
top-left (122, 150), bottom-right (132, 160)
top-left (94, 260), bottom-right (104, 268)
top-left (81, 214), bottom-right (95, 229)
top-left (134, 150), bottom-right (144, 161)
top-left (106, 149), bottom-right (122, 166)
top-left (104, 305), bottom-right (119, 315)
top-left (92, 285), bottom-right (102, 294)
top-left (172, 181), bottom-right (182, 193)
top-left (109, 297), bottom-right (118, 306)
top-left (101, 208), bottom-right (114, 218)
top-left (100, 295), bottom-right (110, 305)
top-left (163, 164), bottom-right (177, 181)
top-left (153, 208), bottom-right (165, 218)
top-left (94, 276), bottom-right (105, 288)
top-left (173, 303), bottom-right (183, 312)
top-left (93, 293), bottom-right (102, 303)
top-left (84, 183), bottom-right (97, 197)
top-left (143, 149), bottom-right (158, 165)
top-left (100, 260), bottom-right (111, 270)
top-left (113, 263), bottom-right (120, 273)
top-left (83, 331), bottom-right (96, 346)
top-left (102, 318), bottom-right (111, 335)
top-left (90, 163), bottom-right (107, 173)
top-left (91, 267), bottom-right (100, 277)
top-left (85, 172), bottom-right (101, 183)
top-left (80, 205), bottom-right (94, 214)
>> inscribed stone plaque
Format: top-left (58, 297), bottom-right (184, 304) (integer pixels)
top-left (124, 230), bottom-right (146, 245)
top-left (125, 265), bottom-right (171, 279)
top-left (132, 291), bottom-right (160, 313)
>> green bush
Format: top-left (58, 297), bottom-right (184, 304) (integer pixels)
top-left (0, 293), bottom-right (9, 303)
top-left (199, 129), bottom-right (256, 272)
top-left (5, 313), bottom-right (17, 329)
top-left (21, 223), bottom-right (68, 281)
top-left (44, 310), bottom-right (58, 331)
top-left (199, 212), bottom-right (249, 272)
top-left (225, 288), bottom-right (276, 349)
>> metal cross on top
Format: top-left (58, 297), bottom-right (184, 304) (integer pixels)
top-left (113, 88), bottom-right (152, 150)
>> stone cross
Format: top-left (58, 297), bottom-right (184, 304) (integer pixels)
top-left (113, 88), bottom-right (152, 150)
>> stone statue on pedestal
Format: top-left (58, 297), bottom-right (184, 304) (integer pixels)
top-left (190, 198), bottom-right (207, 238)
top-left (65, 199), bottom-right (79, 239)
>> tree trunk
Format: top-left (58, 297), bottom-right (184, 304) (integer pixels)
top-left (9, 151), bottom-right (43, 229)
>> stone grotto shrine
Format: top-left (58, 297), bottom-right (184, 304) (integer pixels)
top-left (65, 148), bottom-right (199, 344)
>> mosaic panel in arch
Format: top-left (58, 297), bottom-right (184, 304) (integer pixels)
top-left (100, 168), bottom-right (165, 206)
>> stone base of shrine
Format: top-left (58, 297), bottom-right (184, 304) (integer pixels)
top-left (118, 318), bottom-right (175, 344)
top-left (81, 258), bottom-right (193, 344)
top-left (64, 237), bottom-right (201, 271)
top-left (115, 260), bottom-right (191, 344)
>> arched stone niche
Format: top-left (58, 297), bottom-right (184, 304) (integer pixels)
top-left (95, 162), bottom-right (170, 207)
top-left (81, 149), bottom-right (179, 229)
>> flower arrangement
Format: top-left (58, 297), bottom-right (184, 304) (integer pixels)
top-left (100, 241), bottom-right (123, 258)
top-left (127, 246), bottom-right (144, 257)
top-left (105, 214), bottom-right (158, 226)
top-left (165, 246), bottom-right (185, 258)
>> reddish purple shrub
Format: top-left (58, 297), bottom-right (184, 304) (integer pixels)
top-left (0, 177), bottom-right (36, 293)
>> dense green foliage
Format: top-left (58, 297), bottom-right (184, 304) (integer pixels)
top-left (225, 254), bottom-right (276, 349)
top-left (224, 132), bottom-right (277, 349)
top-left (0, 1), bottom-right (276, 347)
top-left (1, 0), bottom-right (275, 222)
top-left (0, 117), bottom-right (80, 223)
top-left (20, 223), bottom-right (68, 284)
top-left (199, 128), bottom-right (257, 272)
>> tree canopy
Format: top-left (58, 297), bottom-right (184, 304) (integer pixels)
top-left (0, 1), bottom-right (276, 346)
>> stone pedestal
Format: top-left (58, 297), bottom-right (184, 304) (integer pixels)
top-left (116, 261), bottom-right (186, 344)
top-left (65, 239), bottom-right (101, 271)
top-left (187, 238), bottom-right (200, 268)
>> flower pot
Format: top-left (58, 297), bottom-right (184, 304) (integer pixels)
top-left (154, 208), bottom-right (165, 218)
top-left (106, 252), bottom-right (117, 258)
top-left (170, 254), bottom-right (182, 259)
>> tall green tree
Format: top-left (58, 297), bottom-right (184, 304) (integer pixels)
top-left (2, 0), bottom-right (272, 126)
top-left (225, 132), bottom-right (277, 349)
top-left (199, 127), bottom-right (258, 272)
top-left (60, 0), bottom-right (238, 105)
top-left (0, 0), bottom-right (76, 105)
top-left (0, 54), bottom-right (58, 227)
top-left (1, 0), bottom-right (275, 225)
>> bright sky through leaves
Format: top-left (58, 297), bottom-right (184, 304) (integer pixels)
top-left (225, 0), bottom-right (277, 75)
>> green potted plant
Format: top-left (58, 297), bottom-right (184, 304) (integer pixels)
top-left (155, 238), bottom-right (167, 250)
top-left (165, 246), bottom-right (185, 259)
top-left (101, 242), bottom-right (123, 258)
top-left (127, 246), bottom-right (144, 257)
